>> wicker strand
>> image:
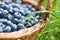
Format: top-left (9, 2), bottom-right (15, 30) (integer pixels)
top-left (36, 0), bottom-right (44, 10)
top-left (36, 0), bottom-right (53, 10)
top-left (47, 0), bottom-right (53, 10)
top-left (22, 0), bottom-right (38, 8)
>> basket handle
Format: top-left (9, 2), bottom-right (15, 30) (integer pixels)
top-left (36, 0), bottom-right (53, 10)
top-left (47, 0), bottom-right (53, 10)
top-left (36, 0), bottom-right (53, 22)
top-left (22, 0), bottom-right (53, 11)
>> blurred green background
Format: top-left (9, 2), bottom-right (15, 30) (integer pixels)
top-left (35, 0), bottom-right (60, 40)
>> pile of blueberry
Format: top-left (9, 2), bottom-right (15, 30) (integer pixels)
top-left (0, 0), bottom-right (41, 32)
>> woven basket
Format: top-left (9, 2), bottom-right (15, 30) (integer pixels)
top-left (0, 0), bottom-right (53, 40)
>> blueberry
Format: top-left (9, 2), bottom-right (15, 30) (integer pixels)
top-left (35, 13), bottom-right (40, 16)
top-left (26, 4), bottom-right (36, 12)
top-left (6, 21), bottom-right (12, 26)
top-left (17, 23), bottom-right (25, 30)
top-left (16, 0), bottom-right (22, 4)
top-left (8, 9), bottom-right (13, 14)
top-left (19, 19), bottom-right (24, 23)
top-left (3, 20), bottom-right (17, 31)
top-left (4, 5), bottom-right (10, 10)
top-left (25, 10), bottom-right (31, 15)
top-left (2, 10), bottom-right (9, 18)
top-left (9, 7), bottom-right (13, 10)
top-left (30, 16), bottom-right (35, 20)
top-left (19, 7), bottom-right (24, 10)
top-left (0, 8), bottom-right (3, 11)
top-left (27, 5), bottom-right (32, 8)
top-left (13, 8), bottom-right (19, 12)
top-left (34, 13), bottom-right (41, 19)
top-left (31, 18), bottom-right (38, 25)
top-left (27, 5), bottom-right (35, 11)
top-left (0, 2), bottom-right (6, 8)
top-left (0, 23), bottom-right (5, 28)
top-left (0, 3), bottom-right (9, 10)
top-left (25, 22), bottom-right (32, 28)
top-left (12, 18), bottom-right (19, 24)
top-left (19, 19), bottom-right (22, 23)
top-left (25, 18), bottom-right (31, 22)
top-left (3, 26), bottom-right (11, 32)
top-left (14, 4), bottom-right (21, 9)
top-left (2, 19), bottom-right (8, 24)
top-left (19, 10), bottom-right (26, 16)
top-left (2, 20), bottom-right (12, 26)
top-left (34, 19), bottom-right (38, 23)
top-left (12, 3), bottom-right (22, 9)
top-left (0, 27), bottom-right (3, 33)
top-left (0, 11), bottom-right (3, 17)
top-left (14, 12), bottom-right (22, 19)
top-left (30, 8), bottom-right (36, 12)
top-left (11, 24), bottom-right (17, 31)
top-left (21, 20), bottom-right (26, 24)
top-left (8, 3), bottom-right (13, 7)
top-left (3, 0), bottom-right (12, 4)
top-left (35, 16), bottom-right (40, 19)
top-left (30, 20), bottom-right (35, 25)
top-left (22, 4), bottom-right (27, 8)
top-left (0, 19), bottom-right (3, 22)
top-left (7, 14), bottom-right (14, 20)
top-left (24, 8), bottom-right (29, 11)
top-left (20, 16), bottom-right (24, 19)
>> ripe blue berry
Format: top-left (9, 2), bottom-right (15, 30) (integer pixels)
top-left (0, 27), bottom-right (3, 33)
top-left (0, 8), bottom-right (3, 11)
top-left (20, 16), bottom-right (24, 19)
top-left (7, 14), bottom-right (14, 20)
top-left (19, 10), bottom-right (26, 16)
top-left (30, 20), bottom-right (35, 25)
top-left (2, 19), bottom-right (8, 24)
top-left (25, 22), bottom-right (32, 28)
top-left (34, 13), bottom-right (41, 19)
top-left (25, 18), bottom-right (31, 22)
top-left (3, 26), bottom-right (11, 32)
top-left (0, 19), bottom-right (2, 22)
top-left (30, 8), bottom-right (36, 12)
top-left (3, 0), bottom-right (12, 3)
top-left (2, 10), bottom-right (9, 18)
top-left (25, 10), bottom-right (31, 15)
top-left (0, 23), bottom-right (5, 28)
top-left (0, 11), bottom-right (3, 18)
top-left (22, 4), bottom-right (27, 8)
top-left (8, 8), bottom-right (13, 14)
top-left (16, 0), bottom-right (22, 4)
top-left (27, 5), bottom-right (32, 9)
top-left (17, 23), bottom-right (25, 30)
top-left (0, 2), bottom-right (6, 8)
top-left (14, 12), bottom-right (22, 19)
top-left (4, 5), bottom-right (9, 10)
top-left (11, 24), bottom-right (17, 31)
top-left (13, 8), bottom-right (19, 12)
top-left (12, 18), bottom-right (19, 24)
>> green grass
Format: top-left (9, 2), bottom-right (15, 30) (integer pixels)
top-left (35, 0), bottom-right (60, 40)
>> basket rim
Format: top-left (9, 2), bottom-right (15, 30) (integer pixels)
top-left (0, 21), bottom-right (46, 39)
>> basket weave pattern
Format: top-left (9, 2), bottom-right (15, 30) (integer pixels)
top-left (0, 0), bottom-right (53, 40)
